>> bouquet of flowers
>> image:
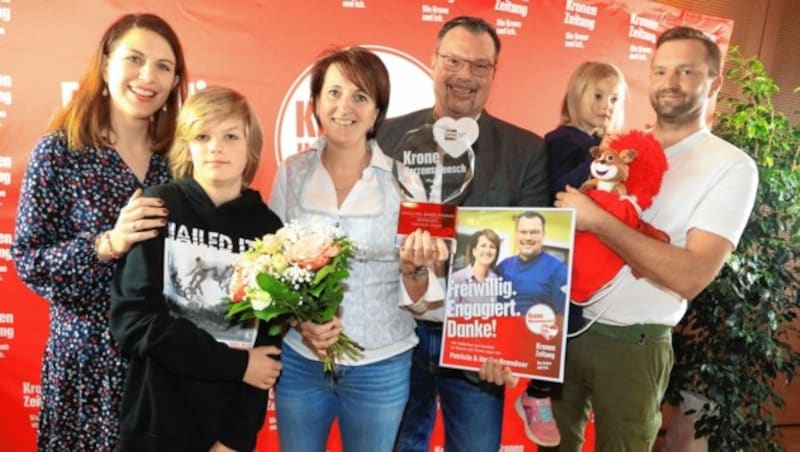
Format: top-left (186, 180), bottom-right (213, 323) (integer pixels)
top-left (226, 220), bottom-right (363, 372)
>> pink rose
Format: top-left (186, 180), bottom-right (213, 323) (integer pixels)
top-left (286, 232), bottom-right (340, 271)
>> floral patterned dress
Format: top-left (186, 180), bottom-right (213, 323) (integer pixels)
top-left (11, 131), bottom-right (170, 451)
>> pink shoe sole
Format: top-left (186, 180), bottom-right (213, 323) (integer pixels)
top-left (514, 396), bottom-right (561, 447)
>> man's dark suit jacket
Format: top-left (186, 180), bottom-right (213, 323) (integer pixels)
top-left (376, 108), bottom-right (549, 207)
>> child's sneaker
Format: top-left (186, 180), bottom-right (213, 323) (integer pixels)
top-left (515, 393), bottom-right (561, 447)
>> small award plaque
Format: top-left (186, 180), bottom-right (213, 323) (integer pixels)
top-left (397, 201), bottom-right (458, 240)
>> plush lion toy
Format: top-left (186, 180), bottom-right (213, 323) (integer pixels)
top-left (579, 146), bottom-right (637, 196)
top-left (570, 130), bottom-right (668, 304)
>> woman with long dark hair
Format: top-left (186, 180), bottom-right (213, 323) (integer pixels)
top-left (11, 13), bottom-right (188, 450)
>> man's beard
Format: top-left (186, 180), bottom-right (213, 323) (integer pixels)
top-left (650, 90), bottom-right (700, 122)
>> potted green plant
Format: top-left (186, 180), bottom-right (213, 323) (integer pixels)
top-left (665, 47), bottom-right (800, 451)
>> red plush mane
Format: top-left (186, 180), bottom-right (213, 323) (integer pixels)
top-left (609, 130), bottom-right (667, 210)
top-left (571, 130), bottom-right (668, 303)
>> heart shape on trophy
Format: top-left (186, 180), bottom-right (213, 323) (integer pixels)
top-left (432, 116), bottom-right (479, 158)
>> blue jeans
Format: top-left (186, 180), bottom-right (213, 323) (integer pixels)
top-left (275, 344), bottom-right (412, 452)
top-left (394, 322), bottom-right (504, 452)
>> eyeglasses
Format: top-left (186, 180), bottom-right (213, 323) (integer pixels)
top-left (436, 54), bottom-right (495, 77)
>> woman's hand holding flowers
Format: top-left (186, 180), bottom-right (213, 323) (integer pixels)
top-left (298, 317), bottom-right (344, 359)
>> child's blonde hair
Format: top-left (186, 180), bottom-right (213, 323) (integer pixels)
top-left (560, 61), bottom-right (627, 133)
top-left (169, 86), bottom-right (263, 187)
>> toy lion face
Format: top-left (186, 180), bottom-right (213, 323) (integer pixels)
top-left (579, 129), bottom-right (667, 208)
top-left (589, 146), bottom-right (637, 183)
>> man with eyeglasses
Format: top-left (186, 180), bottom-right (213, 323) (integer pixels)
top-left (377, 15), bottom-right (549, 452)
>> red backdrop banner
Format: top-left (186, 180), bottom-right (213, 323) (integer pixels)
top-left (0, 1), bottom-right (732, 450)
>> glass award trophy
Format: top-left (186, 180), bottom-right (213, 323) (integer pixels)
top-left (393, 116), bottom-right (478, 239)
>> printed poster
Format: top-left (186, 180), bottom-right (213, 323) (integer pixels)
top-left (440, 207), bottom-right (575, 382)
top-left (163, 235), bottom-right (258, 350)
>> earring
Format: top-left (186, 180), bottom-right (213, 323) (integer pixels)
top-left (162, 104), bottom-right (168, 113)
top-left (102, 86), bottom-right (108, 97)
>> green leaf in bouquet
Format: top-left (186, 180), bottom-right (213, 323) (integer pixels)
top-left (315, 279), bottom-right (335, 299)
top-left (318, 300), bottom-right (338, 323)
top-left (312, 264), bottom-right (334, 285)
top-left (256, 273), bottom-right (300, 303)
top-left (226, 299), bottom-right (254, 320)
top-left (310, 283), bottom-right (324, 298)
top-left (329, 246), bottom-right (352, 269)
top-left (310, 268), bottom-right (349, 298)
top-left (252, 308), bottom-right (282, 323)
top-left (311, 276), bottom-right (334, 298)
top-left (234, 311), bottom-right (256, 321)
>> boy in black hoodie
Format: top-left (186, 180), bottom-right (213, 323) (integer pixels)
top-left (110, 86), bottom-right (282, 452)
